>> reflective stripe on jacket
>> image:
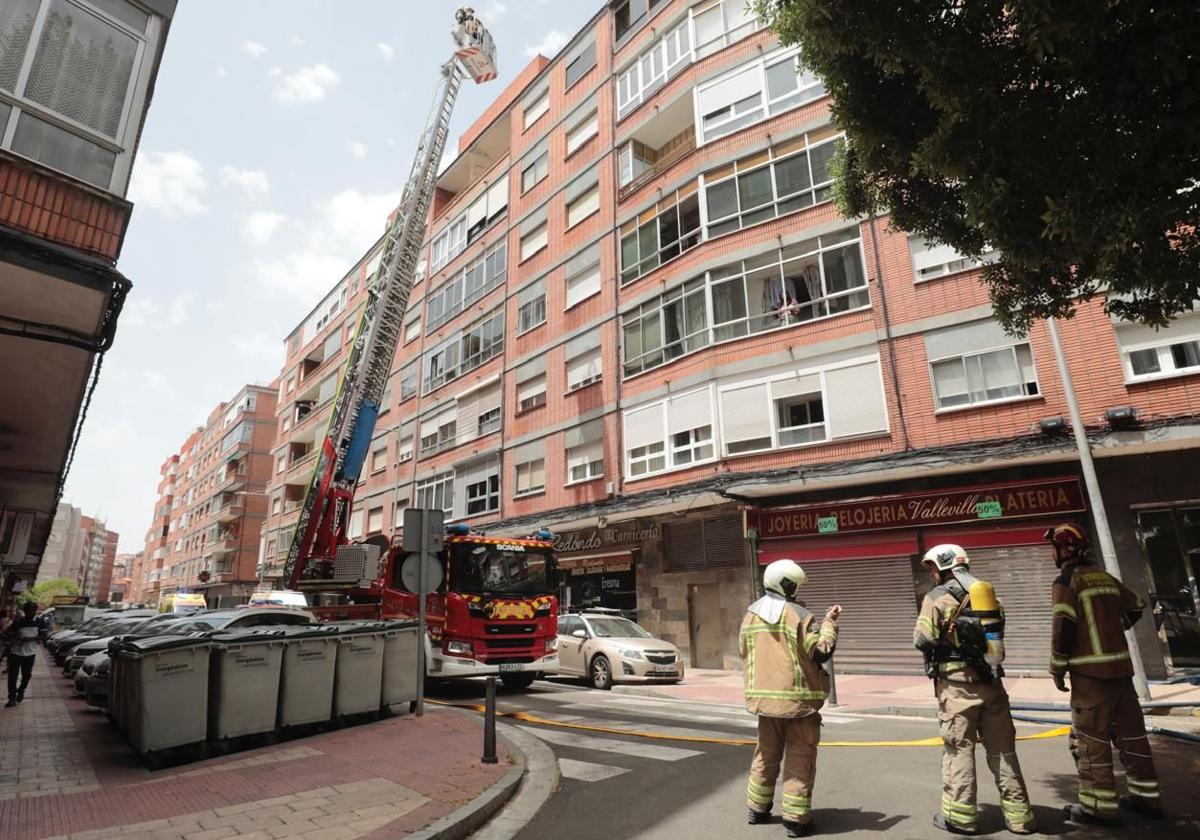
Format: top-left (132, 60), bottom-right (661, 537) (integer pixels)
top-left (1051, 563), bottom-right (1143, 679)
top-left (740, 599), bottom-right (836, 717)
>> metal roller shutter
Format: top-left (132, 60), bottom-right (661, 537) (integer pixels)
top-left (797, 556), bottom-right (924, 674)
top-left (965, 546), bottom-right (1057, 675)
top-left (664, 515), bottom-right (745, 572)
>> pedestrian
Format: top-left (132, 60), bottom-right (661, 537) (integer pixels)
top-left (5, 602), bottom-right (40, 707)
top-left (1047, 524), bottom-right (1163, 823)
top-left (913, 544), bottom-right (1036, 836)
top-left (0, 607), bottom-right (10, 674)
top-left (741, 559), bottom-right (840, 838)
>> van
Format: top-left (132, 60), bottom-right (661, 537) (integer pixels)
top-left (159, 593), bottom-right (207, 614)
top-left (247, 590), bottom-right (308, 608)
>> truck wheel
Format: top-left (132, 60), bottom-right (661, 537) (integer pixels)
top-left (590, 655), bottom-right (613, 690)
top-left (500, 673), bottom-right (536, 690)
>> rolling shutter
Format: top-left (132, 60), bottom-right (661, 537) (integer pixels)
top-left (720, 382), bottom-right (770, 448)
top-left (668, 388), bottom-right (713, 435)
top-left (625, 402), bottom-right (665, 450)
top-left (663, 515), bottom-right (744, 571)
top-left (825, 360), bottom-right (887, 438)
top-left (962, 545), bottom-right (1058, 675)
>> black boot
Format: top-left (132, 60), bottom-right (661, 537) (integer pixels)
top-left (748, 809), bottom-right (772, 825)
top-left (783, 819), bottom-right (813, 838)
top-left (1063, 804), bottom-right (1120, 825)
top-left (932, 813), bottom-right (978, 835)
top-left (1119, 795), bottom-right (1164, 819)
top-left (4, 699), bottom-right (15, 708)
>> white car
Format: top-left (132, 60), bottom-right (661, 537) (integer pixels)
top-left (556, 611), bottom-right (684, 690)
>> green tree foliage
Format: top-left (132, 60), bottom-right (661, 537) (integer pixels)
top-left (753, 0), bottom-right (1200, 332)
top-left (20, 578), bottom-right (80, 608)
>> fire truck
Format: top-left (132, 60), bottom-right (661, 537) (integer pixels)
top-left (281, 10), bottom-right (560, 688)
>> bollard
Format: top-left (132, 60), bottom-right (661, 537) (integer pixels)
top-left (826, 657), bottom-right (839, 707)
top-left (482, 676), bottom-right (498, 764)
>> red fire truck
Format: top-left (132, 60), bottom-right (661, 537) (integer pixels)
top-left (299, 529), bottom-right (560, 689)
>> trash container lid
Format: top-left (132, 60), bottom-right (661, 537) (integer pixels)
top-left (326, 620), bottom-right (389, 634)
top-left (276, 624), bottom-right (343, 639)
top-left (380, 619), bottom-right (419, 631)
top-left (115, 634), bottom-right (212, 655)
top-left (207, 627), bottom-right (292, 645)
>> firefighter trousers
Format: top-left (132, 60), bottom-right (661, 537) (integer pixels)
top-left (936, 679), bottom-right (1036, 833)
top-left (1069, 674), bottom-right (1160, 818)
top-left (746, 714), bottom-right (820, 825)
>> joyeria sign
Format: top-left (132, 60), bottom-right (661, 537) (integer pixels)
top-left (748, 477), bottom-right (1085, 539)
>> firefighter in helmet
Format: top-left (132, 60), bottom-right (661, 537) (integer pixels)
top-left (913, 544), bottom-right (1035, 835)
top-left (741, 559), bottom-right (840, 838)
top-left (1047, 523), bottom-right (1163, 823)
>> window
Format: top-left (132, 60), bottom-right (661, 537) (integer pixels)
top-left (465, 173), bottom-right (510, 244)
top-left (457, 459), bottom-right (501, 517)
top-left (566, 243), bottom-right (602, 308)
top-left (366, 507), bottom-right (384, 534)
top-left (909, 236), bottom-right (1000, 282)
top-left (271, 496), bottom-right (281, 515)
top-left (425, 242), bottom-right (507, 333)
top-left (671, 426), bottom-right (714, 465)
top-left (616, 16), bottom-right (691, 119)
top-left (348, 509), bottom-right (364, 540)
top-left (521, 151), bottom-right (549, 192)
top-left (514, 441), bottom-right (546, 496)
top-left (566, 109), bottom-right (598, 156)
top-left (456, 381), bottom-right (501, 445)
top-left (404, 315), bottom-right (421, 343)
top-left (628, 442), bottom-right (665, 477)
top-left (430, 215), bottom-right (469, 272)
top-left (520, 223), bottom-right (548, 261)
top-left (516, 358), bottom-right (547, 412)
top-left (774, 391), bottom-right (825, 447)
top-left (464, 474), bottom-right (499, 515)
top-left (565, 330), bottom-right (602, 391)
top-left (622, 277), bottom-right (709, 376)
top-left (275, 453), bottom-right (287, 475)
top-left (619, 182), bottom-right (702, 284)
top-left (477, 407), bottom-right (501, 436)
top-left (617, 141), bottom-right (654, 189)
top-left (567, 184), bottom-right (600, 228)
top-left (415, 473), bottom-right (454, 516)
top-left (704, 132), bottom-right (843, 238)
top-left (565, 419), bottom-right (604, 484)
top-left (695, 47), bottom-right (824, 145)
top-left (370, 445), bottom-right (388, 474)
top-left (624, 401), bottom-right (668, 477)
top-left (422, 308), bottom-right (504, 394)
top-left (517, 278), bottom-right (547, 334)
top-left (399, 360), bottom-right (418, 401)
top-left (0, 0), bottom-right (162, 191)
top-left (318, 375), bottom-right (338, 403)
top-left (398, 424), bottom-right (414, 462)
top-left (524, 90), bottom-right (549, 129)
top-left (419, 411), bottom-right (457, 456)
top-left (565, 38), bottom-right (597, 89)
top-left (930, 345), bottom-right (1039, 410)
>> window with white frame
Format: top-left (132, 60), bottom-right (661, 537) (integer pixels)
top-left (415, 472), bottom-right (454, 516)
top-left (704, 132), bottom-right (843, 238)
top-left (565, 242), bottom-right (601, 308)
top-left (366, 507), bottom-right (384, 534)
top-left (565, 419), bottom-right (604, 484)
top-left (404, 314), bottom-right (421, 343)
top-left (466, 173), bottom-right (510, 243)
top-left (399, 360), bottom-right (419, 401)
top-left (393, 499), bottom-right (410, 528)
top-left (564, 37), bottom-right (597, 89)
top-left (517, 278), bottom-right (547, 334)
top-left (695, 46), bottom-right (824, 145)
top-left (619, 182), bottom-right (701, 284)
top-left (565, 330), bottom-right (602, 391)
top-left (426, 242), bottom-right (507, 333)
top-left (524, 90), bottom-right (549, 129)
top-left (0, 0), bottom-right (165, 192)
top-left (456, 458), bottom-right (500, 517)
top-left (347, 509), bottom-right (365, 539)
top-left (617, 141), bottom-right (654, 189)
top-left (370, 444), bottom-right (388, 473)
top-left (430, 215), bottom-right (469, 272)
top-left (422, 308), bottom-right (505, 394)
top-left (456, 381), bottom-right (501, 445)
top-left (521, 151), bottom-right (549, 192)
top-left (566, 108), bottom-right (599, 155)
top-left (516, 357), bottom-right (547, 412)
top-left (909, 236), bottom-right (1000, 282)
top-left (513, 440), bottom-right (546, 495)
top-left (622, 278), bottom-right (708, 377)
top-left (271, 495), bottom-right (281, 515)
top-left (567, 184), bottom-right (600, 228)
top-left (671, 426), bottom-right (714, 465)
top-left (925, 320), bottom-right (1039, 410)
top-left (477, 406), bottom-right (501, 436)
top-left (520, 222), bottom-right (548, 261)
top-left (275, 453), bottom-right (287, 475)
top-left (397, 423), bottom-right (414, 462)
top-left (419, 409), bottom-right (457, 456)
top-left (1114, 314), bottom-right (1200, 381)
top-left (623, 391), bottom-right (717, 479)
top-left (625, 402), bottom-right (667, 477)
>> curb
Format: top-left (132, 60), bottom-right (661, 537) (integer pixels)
top-left (469, 721), bottom-right (560, 840)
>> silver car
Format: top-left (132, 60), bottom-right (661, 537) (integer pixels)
top-left (556, 611), bottom-right (684, 690)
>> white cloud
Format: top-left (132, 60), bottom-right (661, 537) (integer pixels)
top-left (349, 141), bottom-right (367, 160)
top-left (377, 42), bottom-right (395, 60)
top-left (242, 40), bottom-right (267, 58)
top-left (479, 1), bottom-right (508, 20)
top-left (216, 65), bottom-right (228, 78)
top-left (141, 369), bottom-right (169, 391)
top-left (219, 166), bottom-right (270, 200)
top-left (318, 189), bottom-right (401, 253)
top-left (122, 290), bottom-right (197, 330)
top-left (166, 291), bottom-right (197, 327)
top-left (128, 151), bottom-right (208, 217)
top-left (289, 34), bottom-right (307, 47)
top-left (273, 63), bottom-right (340, 105)
top-left (524, 29), bottom-right (569, 59)
top-left (242, 210), bottom-right (290, 247)
top-left (253, 250), bottom-right (356, 299)
top-left (232, 332), bottom-right (283, 370)
top-left (268, 66), bottom-right (283, 78)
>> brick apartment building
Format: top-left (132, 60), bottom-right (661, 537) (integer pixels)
top-left (79, 515), bottom-right (118, 603)
top-left (262, 0), bottom-right (1200, 678)
top-left (130, 384), bottom-right (278, 607)
top-left (0, 0), bottom-right (176, 604)
top-left (34, 503), bottom-right (118, 604)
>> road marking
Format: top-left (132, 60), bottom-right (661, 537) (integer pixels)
top-left (518, 726), bottom-right (704, 760)
top-left (557, 758), bottom-right (632, 782)
top-left (553, 695), bottom-right (859, 726)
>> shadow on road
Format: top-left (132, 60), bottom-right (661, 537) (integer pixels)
top-left (804, 807), bottom-right (908, 834)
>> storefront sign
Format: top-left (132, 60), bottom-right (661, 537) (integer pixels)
top-left (748, 477), bottom-right (1085, 539)
top-left (553, 521), bottom-right (660, 554)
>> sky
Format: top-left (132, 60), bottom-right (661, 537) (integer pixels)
top-left (61, 0), bottom-right (594, 552)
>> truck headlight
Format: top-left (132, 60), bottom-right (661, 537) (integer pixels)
top-left (618, 648), bottom-right (644, 661)
top-left (445, 640), bottom-right (473, 656)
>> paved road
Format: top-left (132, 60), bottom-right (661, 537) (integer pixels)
top-left (432, 678), bottom-right (1200, 839)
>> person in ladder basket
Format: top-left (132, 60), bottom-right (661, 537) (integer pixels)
top-left (1047, 523), bottom-right (1163, 824)
top-left (913, 544), bottom-right (1036, 836)
top-left (741, 559), bottom-right (840, 838)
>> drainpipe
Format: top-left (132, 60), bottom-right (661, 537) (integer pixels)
top-left (867, 212), bottom-right (911, 450)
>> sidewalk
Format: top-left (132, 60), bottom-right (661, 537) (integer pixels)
top-left (0, 656), bottom-right (517, 840)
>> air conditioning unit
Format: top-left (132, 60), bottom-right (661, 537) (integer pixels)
top-left (605, 481), bottom-right (615, 496)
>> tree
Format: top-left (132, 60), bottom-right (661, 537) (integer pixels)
top-left (752, 1), bottom-right (1200, 332)
top-left (20, 578), bottom-right (80, 608)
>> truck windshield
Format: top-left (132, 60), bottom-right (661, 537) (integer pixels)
top-left (451, 545), bottom-right (556, 596)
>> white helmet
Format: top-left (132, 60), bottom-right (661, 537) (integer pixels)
top-left (922, 544), bottom-right (969, 573)
top-left (763, 559), bottom-right (807, 600)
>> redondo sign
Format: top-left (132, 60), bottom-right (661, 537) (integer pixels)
top-left (401, 553), bottom-right (444, 594)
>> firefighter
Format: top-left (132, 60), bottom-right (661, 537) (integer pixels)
top-left (740, 559), bottom-right (840, 838)
top-left (1047, 523), bottom-right (1163, 824)
top-left (913, 545), bottom-right (1036, 836)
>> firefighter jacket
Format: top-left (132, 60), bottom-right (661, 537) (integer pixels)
top-left (913, 583), bottom-right (989, 683)
top-left (739, 593), bottom-right (837, 718)
top-left (1051, 563), bottom-right (1144, 679)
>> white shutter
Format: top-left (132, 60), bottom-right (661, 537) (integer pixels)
top-left (348, 510), bottom-right (364, 539)
top-left (518, 277), bottom-right (546, 307)
top-left (825, 360), bottom-right (888, 438)
top-left (517, 356), bottom-right (546, 381)
top-left (565, 418), bottom-right (604, 448)
top-left (518, 374), bottom-right (547, 403)
top-left (419, 415), bottom-right (441, 437)
top-left (457, 389), bottom-right (480, 444)
top-left (477, 382), bottom-right (501, 415)
top-left (770, 372), bottom-right (822, 400)
top-left (909, 236), bottom-right (962, 274)
top-left (567, 440), bottom-right (602, 470)
top-left (567, 347), bottom-right (602, 389)
top-left (924, 318), bottom-right (1018, 360)
top-left (624, 402), bottom-right (665, 450)
top-left (318, 375), bottom-right (338, 403)
top-left (568, 186), bottom-right (601, 227)
top-left (513, 439), bottom-right (545, 465)
top-left (697, 65), bottom-right (762, 118)
top-left (486, 174), bottom-right (509, 218)
top-left (467, 193), bottom-right (487, 229)
top-left (521, 225), bottom-right (548, 260)
top-left (566, 262), bottom-right (601, 308)
top-left (668, 387), bottom-right (713, 434)
top-left (720, 383), bottom-right (770, 444)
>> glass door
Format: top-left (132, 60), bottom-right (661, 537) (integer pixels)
top-left (1137, 509), bottom-right (1200, 670)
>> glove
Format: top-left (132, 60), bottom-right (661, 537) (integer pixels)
top-left (1052, 672), bottom-right (1069, 693)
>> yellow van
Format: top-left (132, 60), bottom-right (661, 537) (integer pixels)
top-left (159, 592), bottom-right (207, 614)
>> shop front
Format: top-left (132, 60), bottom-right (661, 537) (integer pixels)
top-left (747, 477), bottom-right (1087, 675)
top-left (553, 520), bottom-right (657, 613)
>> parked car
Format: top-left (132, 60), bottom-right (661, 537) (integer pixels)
top-left (62, 616), bottom-right (154, 676)
top-left (246, 590), bottom-right (308, 608)
top-left (556, 610), bottom-right (684, 690)
top-left (70, 614), bottom-right (189, 693)
top-left (49, 611), bottom-right (158, 662)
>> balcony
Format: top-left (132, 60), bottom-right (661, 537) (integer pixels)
top-left (618, 97), bottom-right (696, 203)
top-left (215, 501), bottom-right (245, 524)
top-left (619, 128), bottom-right (696, 202)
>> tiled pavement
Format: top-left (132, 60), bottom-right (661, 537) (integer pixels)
top-left (0, 656), bottom-right (509, 839)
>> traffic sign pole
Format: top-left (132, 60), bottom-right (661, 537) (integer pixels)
top-left (416, 509), bottom-right (427, 717)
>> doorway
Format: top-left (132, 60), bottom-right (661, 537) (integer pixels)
top-left (687, 583), bottom-right (723, 669)
top-left (1137, 509), bottom-right (1200, 669)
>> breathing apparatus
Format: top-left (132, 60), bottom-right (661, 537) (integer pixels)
top-left (921, 544), bottom-right (1006, 680)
